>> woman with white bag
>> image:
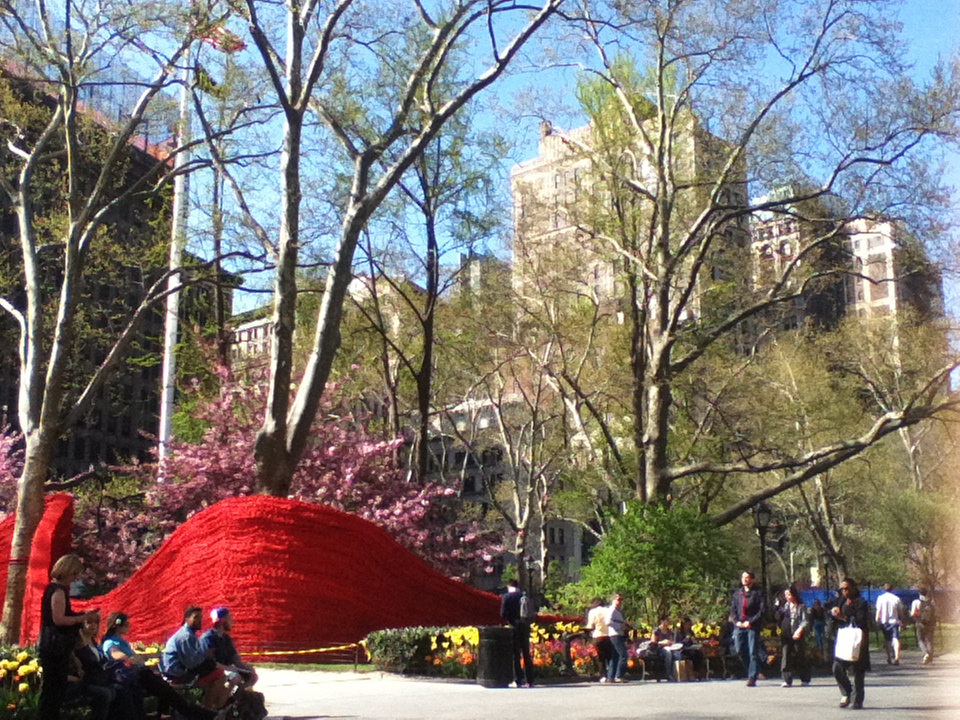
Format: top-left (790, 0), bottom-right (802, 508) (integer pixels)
top-left (831, 578), bottom-right (871, 709)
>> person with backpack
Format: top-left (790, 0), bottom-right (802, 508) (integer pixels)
top-left (202, 607), bottom-right (268, 720)
top-left (500, 580), bottom-right (535, 688)
top-left (910, 588), bottom-right (936, 665)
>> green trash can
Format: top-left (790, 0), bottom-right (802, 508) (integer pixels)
top-left (477, 625), bottom-right (514, 688)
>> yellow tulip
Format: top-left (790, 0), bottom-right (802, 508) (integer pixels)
top-left (18, 682), bottom-right (29, 693)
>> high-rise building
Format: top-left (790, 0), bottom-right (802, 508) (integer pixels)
top-left (510, 118), bottom-right (750, 318)
top-left (843, 218), bottom-right (943, 321)
top-left (0, 69), bottom-right (229, 478)
top-left (750, 209), bottom-right (943, 331)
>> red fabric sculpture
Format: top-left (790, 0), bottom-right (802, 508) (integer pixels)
top-left (70, 495), bottom-right (502, 655)
top-left (0, 494), bottom-right (75, 646)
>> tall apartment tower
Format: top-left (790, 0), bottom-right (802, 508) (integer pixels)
top-left (843, 218), bottom-right (943, 321)
top-left (511, 123), bottom-right (604, 300)
top-left (750, 209), bottom-right (943, 331)
top-left (510, 119), bottom-right (750, 314)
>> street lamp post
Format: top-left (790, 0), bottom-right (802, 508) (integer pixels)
top-left (753, 502), bottom-right (773, 619)
top-left (820, 551), bottom-right (833, 591)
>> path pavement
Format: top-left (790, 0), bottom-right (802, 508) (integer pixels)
top-left (257, 650), bottom-right (959, 719)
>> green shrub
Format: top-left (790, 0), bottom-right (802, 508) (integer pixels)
top-left (364, 627), bottom-right (441, 675)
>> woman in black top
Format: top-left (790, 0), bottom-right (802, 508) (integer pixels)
top-left (831, 578), bottom-right (871, 709)
top-left (38, 554), bottom-right (98, 720)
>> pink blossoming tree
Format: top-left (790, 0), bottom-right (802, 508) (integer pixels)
top-left (2, 368), bottom-right (499, 590)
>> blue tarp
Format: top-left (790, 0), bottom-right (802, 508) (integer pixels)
top-left (800, 587), bottom-right (920, 608)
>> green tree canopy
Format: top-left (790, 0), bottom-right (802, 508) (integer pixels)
top-left (575, 502), bottom-right (736, 623)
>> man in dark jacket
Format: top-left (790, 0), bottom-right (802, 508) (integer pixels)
top-left (500, 581), bottom-right (534, 688)
top-left (730, 570), bottom-right (767, 686)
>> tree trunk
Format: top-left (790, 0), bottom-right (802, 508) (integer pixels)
top-left (415, 199), bottom-right (439, 481)
top-left (628, 271), bottom-right (648, 503)
top-left (0, 433), bottom-right (52, 643)
top-left (254, 104), bottom-right (303, 497)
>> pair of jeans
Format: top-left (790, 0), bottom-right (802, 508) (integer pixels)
top-left (814, 621), bottom-right (825, 654)
top-left (607, 635), bottom-right (628, 681)
top-left (733, 626), bottom-right (762, 679)
top-left (593, 636), bottom-right (613, 675)
top-left (39, 652), bottom-right (71, 720)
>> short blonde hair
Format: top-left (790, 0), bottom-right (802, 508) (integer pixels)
top-left (50, 554), bottom-right (84, 582)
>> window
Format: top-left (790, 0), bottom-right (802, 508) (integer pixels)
top-left (866, 254), bottom-right (889, 299)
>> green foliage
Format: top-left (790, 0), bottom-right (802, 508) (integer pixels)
top-left (862, 487), bottom-right (960, 589)
top-left (363, 627), bottom-right (444, 675)
top-left (575, 503), bottom-right (736, 624)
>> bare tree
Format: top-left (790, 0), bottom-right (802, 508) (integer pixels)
top-left (220, 0), bottom-right (564, 496)
top-left (525, 0), bottom-right (960, 514)
top-left (0, 0), bottom-right (224, 641)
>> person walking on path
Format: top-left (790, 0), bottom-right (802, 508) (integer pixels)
top-left (604, 593), bottom-right (629, 683)
top-left (831, 578), bottom-right (871, 709)
top-left (776, 585), bottom-right (811, 687)
top-left (500, 581), bottom-right (535, 688)
top-left (910, 588), bottom-right (937, 665)
top-left (875, 583), bottom-right (904, 665)
top-left (585, 598), bottom-right (612, 681)
top-left (730, 570), bottom-right (766, 687)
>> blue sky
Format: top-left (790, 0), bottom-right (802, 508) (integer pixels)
top-left (899, 0), bottom-right (959, 319)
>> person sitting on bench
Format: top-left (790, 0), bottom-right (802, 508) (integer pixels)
top-left (201, 607), bottom-right (258, 688)
top-left (103, 611), bottom-right (216, 720)
top-left (161, 605), bottom-right (236, 710)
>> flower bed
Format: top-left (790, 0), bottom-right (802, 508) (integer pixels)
top-left (0, 646), bottom-right (41, 719)
top-left (364, 622), bottom-right (595, 678)
top-left (364, 620), bottom-right (727, 680)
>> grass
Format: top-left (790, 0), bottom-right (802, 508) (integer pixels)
top-left (867, 623), bottom-right (958, 654)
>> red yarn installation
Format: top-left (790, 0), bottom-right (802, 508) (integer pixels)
top-left (0, 494), bottom-right (75, 646)
top-left (76, 496), bottom-right (502, 655)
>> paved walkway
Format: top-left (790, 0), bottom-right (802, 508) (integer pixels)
top-left (258, 650), bottom-right (959, 719)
